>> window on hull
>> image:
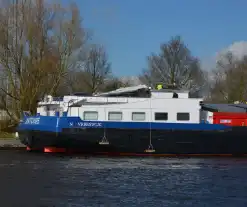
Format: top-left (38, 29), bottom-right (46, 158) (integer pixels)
top-left (84, 111), bottom-right (98, 120)
top-left (108, 112), bottom-right (122, 121)
top-left (177, 112), bottom-right (190, 121)
top-left (155, 112), bottom-right (168, 120)
top-left (132, 112), bottom-right (146, 121)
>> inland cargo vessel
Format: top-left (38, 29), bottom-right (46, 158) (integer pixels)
top-left (16, 84), bottom-right (247, 156)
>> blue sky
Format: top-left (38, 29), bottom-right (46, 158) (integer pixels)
top-left (62, 0), bottom-right (247, 76)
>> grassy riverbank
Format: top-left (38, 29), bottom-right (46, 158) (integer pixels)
top-left (0, 138), bottom-right (25, 149)
top-left (0, 132), bottom-right (25, 149)
top-left (0, 132), bottom-right (16, 139)
top-left (0, 118), bottom-right (25, 148)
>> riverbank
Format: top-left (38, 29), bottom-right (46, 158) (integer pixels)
top-left (0, 138), bottom-right (25, 149)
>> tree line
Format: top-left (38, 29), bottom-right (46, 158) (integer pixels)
top-left (0, 0), bottom-right (244, 124)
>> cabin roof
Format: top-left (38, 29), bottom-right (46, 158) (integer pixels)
top-left (228, 103), bottom-right (247, 110)
top-left (94, 84), bottom-right (191, 97)
top-left (151, 89), bottom-right (189, 93)
top-left (202, 103), bottom-right (247, 112)
top-left (94, 84), bottom-right (149, 96)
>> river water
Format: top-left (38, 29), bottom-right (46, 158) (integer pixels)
top-left (0, 150), bottom-right (247, 207)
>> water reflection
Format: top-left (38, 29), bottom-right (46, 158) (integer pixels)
top-left (0, 151), bottom-right (246, 207)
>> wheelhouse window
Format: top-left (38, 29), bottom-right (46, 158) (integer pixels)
top-left (83, 111), bottom-right (98, 120)
top-left (132, 112), bottom-right (145, 121)
top-left (177, 112), bottom-right (190, 121)
top-left (155, 112), bottom-right (168, 121)
top-left (108, 112), bottom-right (122, 121)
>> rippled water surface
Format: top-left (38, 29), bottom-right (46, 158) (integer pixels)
top-left (0, 151), bottom-right (247, 206)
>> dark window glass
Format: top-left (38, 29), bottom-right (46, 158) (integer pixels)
top-left (155, 112), bottom-right (168, 120)
top-left (172, 92), bottom-right (178, 98)
top-left (177, 113), bottom-right (190, 121)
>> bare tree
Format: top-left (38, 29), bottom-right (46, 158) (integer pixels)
top-left (209, 52), bottom-right (247, 103)
top-left (100, 77), bottom-right (131, 92)
top-left (139, 36), bottom-right (207, 96)
top-left (0, 0), bottom-right (88, 122)
top-left (82, 44), bottom-right (111, 93)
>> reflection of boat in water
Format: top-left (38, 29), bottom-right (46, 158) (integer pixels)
top-left (16, 84), bottom-right (247, 156)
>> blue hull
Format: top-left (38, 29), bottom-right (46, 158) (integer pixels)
top-left (16, 115), bottom-right (247, 156)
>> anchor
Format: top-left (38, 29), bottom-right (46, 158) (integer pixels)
top-left (145, 143), bottom-right (155, 153)
top-left (99, 135), bottom-right (109, 145)
top-left (99, 128), bottom-right (109, 145)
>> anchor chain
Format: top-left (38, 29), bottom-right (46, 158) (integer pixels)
top-left (145, 99), bottom-right (155, 153)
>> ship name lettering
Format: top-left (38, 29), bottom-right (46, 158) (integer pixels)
top-left (25, 117), bottom-right (40, 125)
top-left (76, 122), bottom-right (102, 127)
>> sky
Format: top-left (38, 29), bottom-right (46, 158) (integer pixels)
top-left (61, 0), bottom-right (247, 77)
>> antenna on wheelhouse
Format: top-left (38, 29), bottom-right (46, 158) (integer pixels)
top-left (145, 97), bottom-right (155, 153)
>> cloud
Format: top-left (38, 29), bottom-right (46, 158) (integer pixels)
top-left (216, 41), bottom-right (247, 61)
top-left (201, 41), bottom-right (247, 72)
top-left (200, 56), bottom-right (216, 71)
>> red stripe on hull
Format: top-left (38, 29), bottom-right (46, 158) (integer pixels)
top-left (26, 147), bottom-right (42, 152)
top-left (26, 147), bottom-right (247, 157)
top-left (26, 146), bottom-right (31, 151)
top-left (44, 147), bottom-right (66, 153)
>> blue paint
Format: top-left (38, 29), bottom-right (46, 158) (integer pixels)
top-left (17, 115), bottom-right (231, 133)
top-left (18, 116), bottom-right (59, 132)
